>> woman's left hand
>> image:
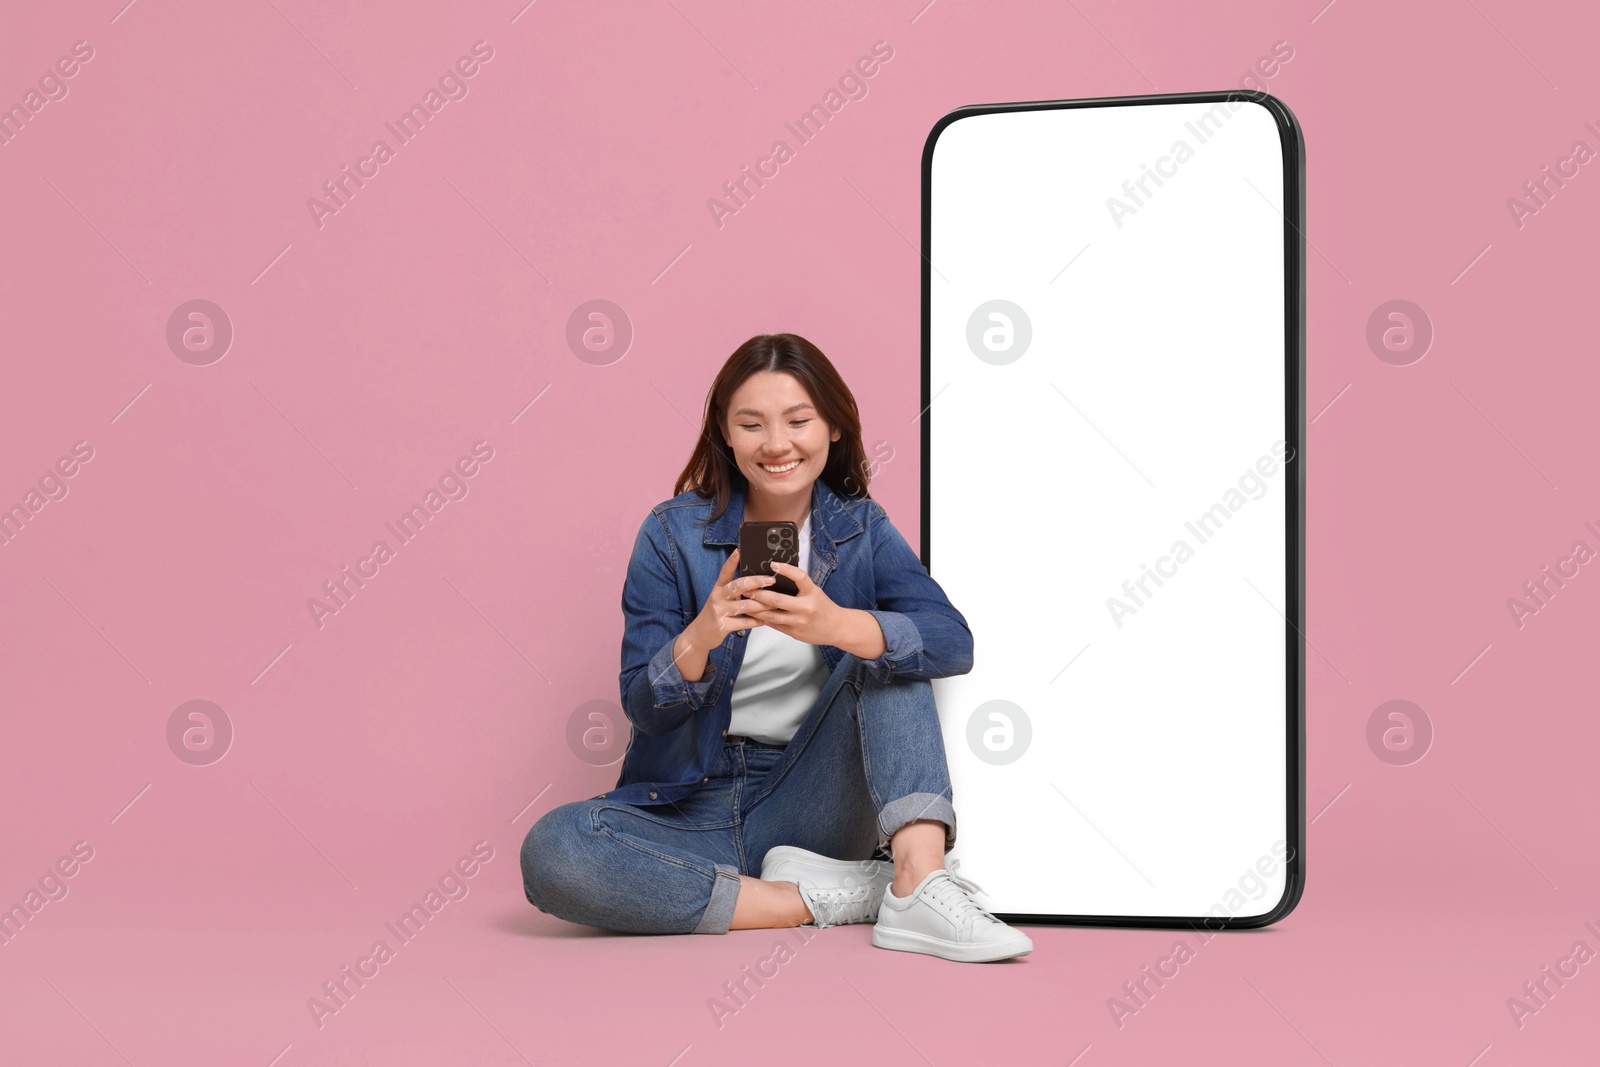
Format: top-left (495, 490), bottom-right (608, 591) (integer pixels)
top-left (741, 561), bottom-right (845, 646)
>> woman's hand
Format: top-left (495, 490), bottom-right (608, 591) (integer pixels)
top-left (690, 547), bottom-right (773, 644)
top-left (740, 560), bottom-right (850, 647)
top-left (672, 548), bottom-right (771, 683)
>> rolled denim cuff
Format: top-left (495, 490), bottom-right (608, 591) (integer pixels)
top-left (877, 791), bottom-right (957, 853)
top-left (860, 609), bottom-right (924, 683)
top-left (647, 634), bottom-right (717, 711)
top-left (693, 863), bottom-right (743, 934)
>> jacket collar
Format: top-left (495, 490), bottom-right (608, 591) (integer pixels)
top-left (702, 476), bottom-right (864, 560)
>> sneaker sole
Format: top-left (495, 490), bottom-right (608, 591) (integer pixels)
top-left (871, 923), bottom-right (1033, 963)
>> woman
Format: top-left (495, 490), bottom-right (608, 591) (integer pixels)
top-left (520, 333), bottom-right (1031, 962)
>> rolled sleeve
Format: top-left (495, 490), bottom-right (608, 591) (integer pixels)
top-left (645, 632), bottom-right (718, 712)
top-left (860, 501), bottom-right (975, 681)
top-left (859, 608), bottom-right (924, 683)
top-left (620, 513), bottom-right (717, 737)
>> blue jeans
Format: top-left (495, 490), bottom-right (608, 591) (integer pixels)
top-left (520, 654), bottom-right (958, 934)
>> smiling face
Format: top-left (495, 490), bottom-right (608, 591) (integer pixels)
top-left (723, 370), bottom-right (840, 523)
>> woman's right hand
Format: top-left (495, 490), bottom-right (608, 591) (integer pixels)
top-left (673, 548), bottom-right (773, 684)
top-left (691, 547), bottom-right (774, 644)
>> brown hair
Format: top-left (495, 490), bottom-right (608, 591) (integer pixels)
top-left (673, 333), bottom-right (874, 523)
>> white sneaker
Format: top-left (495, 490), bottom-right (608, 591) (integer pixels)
top-left (759, 845), bottom-right (894, 928)
top-left (872, 859), bottom-right (1033, 962)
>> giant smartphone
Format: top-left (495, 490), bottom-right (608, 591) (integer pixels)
top-left (924, 92), bottom-right (1305, 927)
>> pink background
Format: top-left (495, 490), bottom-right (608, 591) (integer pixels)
top-left (2, 0), bottom-right (1596, 1064)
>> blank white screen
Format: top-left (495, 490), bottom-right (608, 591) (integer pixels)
top-left (928, 98), bottom-right (1291, 920)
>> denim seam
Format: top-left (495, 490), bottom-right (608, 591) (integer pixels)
top-left (854, 681), bottom-right (886, 816)
top-left (846, 658), bottom-right (866, 695)
top-left (593, 821), bottom-right (723, 879)
top-left (731, 774), bottom-right (746, 873)
top-left (591, 802), bottom-right (739, 833)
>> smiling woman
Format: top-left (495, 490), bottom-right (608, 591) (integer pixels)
top-left (675, 335), bottom-right (865, 527)
top-left (520, 332), bottom-right (1035, 963)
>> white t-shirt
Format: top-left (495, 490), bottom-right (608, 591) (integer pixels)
top-left (726, 512), bottom-right (829, 745)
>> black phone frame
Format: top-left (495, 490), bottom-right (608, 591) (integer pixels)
top-left (920, 90), bottom-right (1306, 930)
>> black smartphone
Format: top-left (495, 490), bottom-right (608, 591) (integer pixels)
top-left (738, 521), bottom-right (800, 596)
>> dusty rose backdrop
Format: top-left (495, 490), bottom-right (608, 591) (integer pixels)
top-left (1, 0), bottom-right (1595, 1064)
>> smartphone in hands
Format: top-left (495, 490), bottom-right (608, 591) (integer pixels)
top-left (738, 521), bottom-right (801, 596)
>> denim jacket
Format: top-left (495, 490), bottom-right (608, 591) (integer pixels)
top-left (603, 476), bottom-right (974, 807)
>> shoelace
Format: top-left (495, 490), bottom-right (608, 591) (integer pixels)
top-left (923, 859), bottom-right (1001, 926)
top-left (802, 883), bottom-right (875, 927)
